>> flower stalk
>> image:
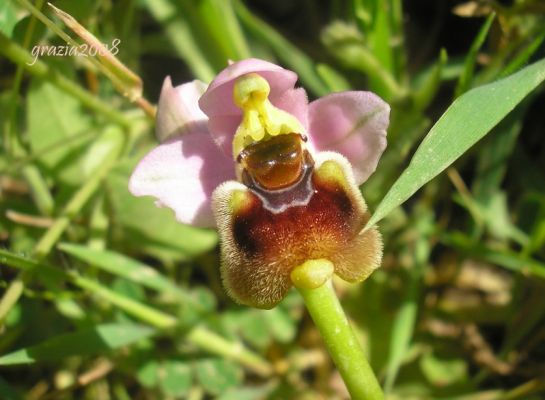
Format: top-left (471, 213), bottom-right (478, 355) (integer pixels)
top-left (291, 260), bottom-right (384, 400)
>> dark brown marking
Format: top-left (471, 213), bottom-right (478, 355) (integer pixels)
top-left (232, 174), bottom-right (360, 267)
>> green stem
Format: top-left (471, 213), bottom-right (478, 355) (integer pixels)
top-left (186, 325), bottom-right (272, 377)
top-left (0, 278), bottom-right (25, 326)
top-left (21, 165), bottom-right (54, 216)
top-left (292, 261), bottom-right (383, 400)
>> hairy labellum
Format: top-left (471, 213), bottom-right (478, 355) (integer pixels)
top-left (213, 152), bottom-right (382, 309)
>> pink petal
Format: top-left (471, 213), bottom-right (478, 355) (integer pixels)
top-left (207, 88), bottom-right (310, 156)
top-left (270, 87), bottom-right (309, 133)
top-left (129, 130), bottom-right (235, 227)
top-left (308, 91), bottom-right (389, 184)
top-left (206, 114), bottom-right (242, 155)
top-left (156, 77), bottom-right (208, 142)
top-left (198, 59), bottom-right (309, 157)
top-left (199, 58), bottom-right (298, 117)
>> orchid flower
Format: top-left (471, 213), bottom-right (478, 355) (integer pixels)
top-left (129, 58), bottom-right (389, 309)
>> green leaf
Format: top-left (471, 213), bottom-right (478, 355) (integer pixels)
top-left (0, 249), bottom-right (178, 329)
top-left (0, 324), bottom-right (154, 365)
top-left (0, 1), bottom-right (18, 38)
top-left (192, 0), bottom-right (250, 61)
top-left (158, 360), bottom-right (192, 397)
top-left (221, 310), bottom-right (272, 350)
top-left (217, 386), bottom-right (273, 400)
top-left (499, 29), bottom-right (545, 79)
top-left (58, 243), bottom-right (194, 303)
top-left (367, 57), bottom-right (545, 228)
top-left (384, 210), bottom-right (433, 393)
top-left (420, 351), bottom-right (467, 386)
top-left (26, 80), bottom-right (92, 184)
top-left (195, 359), bottom-right (242, 396)
top-left (144, 0), bottom-right (215, 82)
top-left (413, 49), bottom-right (448, 111)
top-left (0, 376), bottom-right (23, 400)
top-left (263, 307), bottom-right (296, 343)
top-left (454, 13), bottom-right (495, 97)
top-left (316, 63), bottom-right (351, 92)
top-left (442, 232), bottom-right (545, 279)
top-left (136, 359), bottom-right (160, 388)
top-left (472, 108), bottom-right (524, 203)
top-left (321, 20), bottom-right (401, 100)
top-left (51, 0), bottom-right (94, 21)
top-left (234, 0), bottom-right (330, 96)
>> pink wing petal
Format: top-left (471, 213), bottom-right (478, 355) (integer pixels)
top-left (129, 131), bottom-right (235, 227)
top-left (308, 91), bottom-right (389, 184)
top-left (156, 77), bottom-right (208, 142)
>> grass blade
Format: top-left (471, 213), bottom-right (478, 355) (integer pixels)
top-left (366, 57), bottom-right (545, 228)
top-left (234, 0), bottom-right (330, 96)
top-left (192, 0), bottom-right (250, 61)
top-left (442, 232), bottom-right (545, 279)
top-left (144, 0), bottom-right (215, 82)
top-left (454, 13), bottom-right (495, 97)
top-left (58, 243), bottom-right (197, 306)
top-left (0, 324), bottom-right (154, 365)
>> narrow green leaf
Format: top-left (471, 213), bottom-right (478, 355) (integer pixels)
top-left (0, 324), bottom-right (154, 365)
top-left (472, 108), bottom-right (524, 203)
top-left (0, 249), bottom-right (178, 328)
top-left (0, 0), bottom-right (18, 37)
top-left (413, 49), bottom-right (448, 111)
top-left (58, 243), bottom-right (194, 303)
top-left (442, 232), bottom-right (545, 279)
top-left (499, 29), bottom-right (545, 79)
top-left (321, 20), bottom-right (401, 100)
top-left (136, 359), bottom-right (159, 388)
top-left (0, 249), bottom-right (40, 271)
top-left (316, 63), bottom-right (351, 92)
top-left (144, 0), bottom-right (215, 82)
top-left (367, 57), bottom-right (545, 228)
top-left (384, 212), bottom-right (432, 392)
top-left (234, 0), bottom-right (330, 96)
top-left (367, 0), bottom-right (396, 77)
top-left (26, 80), bottom-right (92, 184)
top-left (193, 0), bottom-right (250, 61)
top-left (454, 13), bottom-right (495, 97)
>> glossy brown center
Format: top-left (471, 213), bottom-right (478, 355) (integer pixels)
top-left (238, 133), bottom-right (305, 190)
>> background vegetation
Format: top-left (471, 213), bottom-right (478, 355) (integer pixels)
top-left (1, 0), bottom-right (545, 398)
